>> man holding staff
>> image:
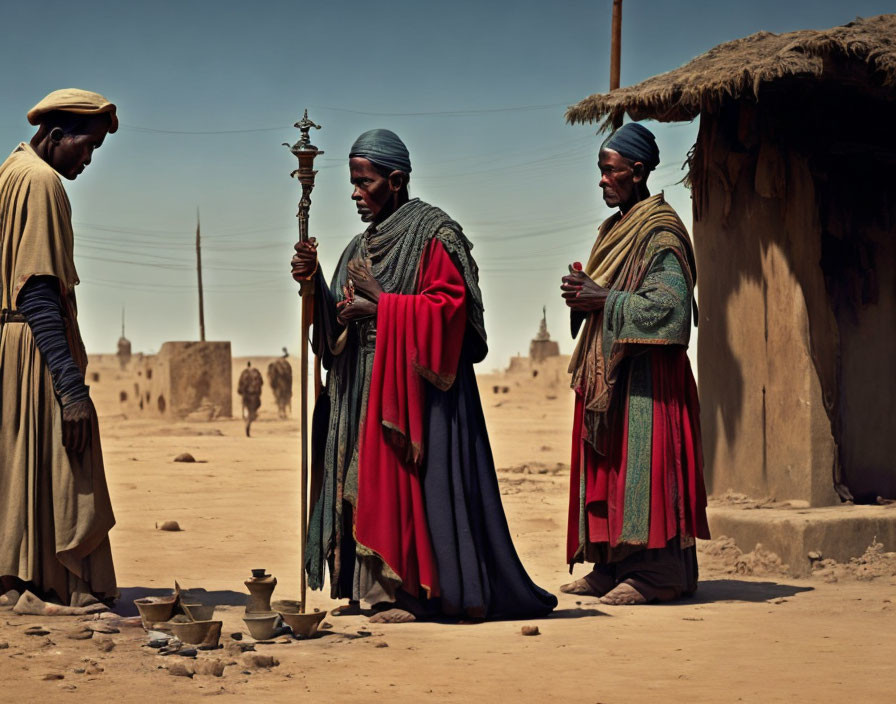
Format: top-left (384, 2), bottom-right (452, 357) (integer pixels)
top-left (291, 129), bottom-right (556, 622)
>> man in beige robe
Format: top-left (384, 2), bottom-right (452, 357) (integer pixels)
top-left (0, 89), bottom-right (118, 606)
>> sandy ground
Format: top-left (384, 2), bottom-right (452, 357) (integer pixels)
top-left (2, 355), bottom-right (895, 703)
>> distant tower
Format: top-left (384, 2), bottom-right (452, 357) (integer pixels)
top-left (529, 306), bottom-right (559, 362)
top-left (117, 307), bottom-right (132, 370)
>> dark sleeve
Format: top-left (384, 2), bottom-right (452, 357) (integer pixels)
top-left (310, 268), bottom-right (346, 369)
top-left (17, 276), bottom-right (90, 406)
top-left (571, 310), bottom-right (587, 339)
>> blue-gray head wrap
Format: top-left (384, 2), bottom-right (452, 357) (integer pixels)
top-left (349, 128), bottom-right (412, 174)
top-left (600, 122), bottom-right (660, 171)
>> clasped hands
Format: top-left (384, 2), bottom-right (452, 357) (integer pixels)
top-left (561, 263), bottom-right (610, 312)
top-left (290, 238), bottom-right (382, 324)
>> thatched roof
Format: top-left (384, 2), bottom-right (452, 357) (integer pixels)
top-left (567, 14), bottom-right (896, 128)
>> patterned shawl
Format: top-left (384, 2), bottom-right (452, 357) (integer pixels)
top-left (358, 198), bottom-right (486, 355)
top-left (569, 193), bottom-right (696, 450)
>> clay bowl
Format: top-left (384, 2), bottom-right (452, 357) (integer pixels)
top-left (134, 597), bottom-right (176, 628)
top-left (242, 612), bottom-right (280, 640)
top-left (170, 619), bottom-right (223, 646)
top-left (181, 603), bottom-right (216, 621)
top-left (278, 610), bottom-right (327, 638)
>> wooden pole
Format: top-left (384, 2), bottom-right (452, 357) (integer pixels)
top-left (196, 208), bottom-right (206, 342)
top-left (610, 0), bottom-right (623, 128)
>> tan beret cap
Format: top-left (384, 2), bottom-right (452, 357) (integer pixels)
top-left (27, 88), bottom-right (118, 133)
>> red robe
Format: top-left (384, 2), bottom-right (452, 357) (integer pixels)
top-left (567, 348), bottom-right (710, 563)
top-left (354, 239), bottom-right (467, 597)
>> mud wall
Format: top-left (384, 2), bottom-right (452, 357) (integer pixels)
top-left (691, 85), bottom-right (896, 505)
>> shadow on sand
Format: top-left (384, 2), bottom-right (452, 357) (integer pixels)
top-left (684, 579), bottom-right (813, 604)
top-left (113, 586), bottom-right (248, 616)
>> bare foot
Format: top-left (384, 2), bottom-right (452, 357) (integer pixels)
top-left (331, 601), bottom-right (362, 617)
top-left (599, 580), bottom-right (679, 605)
top-left (368, 608), bottom-right (416, 624)
top-left (560, 571), bottom-right (615, 597)
top-left (0, 589), bottom-right (21, 607)
top-left (599, 582), bottom-right (648, 605)
top-left (13, 590), bottom-right (109, 616)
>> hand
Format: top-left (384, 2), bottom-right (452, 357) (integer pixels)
top-left (346, 257), bottom-right (384, 303)
top-left (291, 238), bottom-right (318, 281)
top-left (62, 397), bottom-right (96, 454)
top-left (561, 265), bottom-right (610, 312)
top-left (336, 295), bottom-right (377, 324)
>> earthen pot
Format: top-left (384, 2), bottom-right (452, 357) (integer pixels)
top-left (242, 612), bottom-right (280, 640)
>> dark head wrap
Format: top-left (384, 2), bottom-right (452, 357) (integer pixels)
top-left (600, 122), bottom-right (659, 171)
top-left (349, 128), bottom-right (412, 174)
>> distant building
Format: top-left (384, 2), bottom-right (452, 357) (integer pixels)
top-left (529, 306), bottom-right (559, 362)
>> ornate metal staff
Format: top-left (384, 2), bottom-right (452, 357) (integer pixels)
top-left (284, 109), bottom-right (323, 614)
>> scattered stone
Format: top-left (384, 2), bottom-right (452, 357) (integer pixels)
top-left (85, 663), bottom-right (104, 675)
top-left (372, 641), bottom-right (389, 648)
top-left (168, 662), bottom-right (194, 678)
top-left (87, 623), bottom-right (119, 634)
top-left (230, 632), bottom-right (243, 641)
top-left (768, 598), bottom-right (788, 605)
top-left (808, 551), bottom-right (823, 561)
top-left (193, 659), bottom-right (226, 677)
top-left (242, 653), bottom-right (279, 669)
top-left (520, 625), bottom-right (540, 636)
top-left (65, 628), bottom-right (93, 641)
top-left (320, 622), bottom-right (332, 629)
top-left (355, 630), bottom-right (372, 638)
top-left (275, 637), bottom-right (291, 644)
top-left (173, 453), bottom-right (196, 463)
top-left (93, 637), bottom-right (115, 652)
top-left (226, 641), bottom-right (255, 655)
top-left (157, 521), bottom-right (182, 532)
top-left (0, 642), bottom-right (9, 649)
top-left (60, 684), bottom-right (77, 691)
top-left (72, 668), bottom-right (86, 674)
top-left (42, 673), bottom-right (64, 681)
top-left (146, 638), bottom-right (169, 649)
top-left (24, 626), bottom-right (50, 636)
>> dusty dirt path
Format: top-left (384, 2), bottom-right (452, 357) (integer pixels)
top-left (1, 357), bottom-right (894, 702)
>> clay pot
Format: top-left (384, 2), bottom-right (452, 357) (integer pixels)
top-left (134, 597), bottom-right (176, 628)
top-left (242, 612), bottom-right (280, 640)
top-left (181, 603), bottom-right (215, 621)
top-left (170, 619), bottom-right (223, 646)
top-left (278, 610), bottom-right (327, 638)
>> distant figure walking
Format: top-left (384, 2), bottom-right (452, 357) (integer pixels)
top-left (267, 348), bottom-right (292, 419)
top-left (237, 361), bottom-right (263, 437)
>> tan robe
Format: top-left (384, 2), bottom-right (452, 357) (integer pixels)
top-left (0, 143), bottom-right (116, 605)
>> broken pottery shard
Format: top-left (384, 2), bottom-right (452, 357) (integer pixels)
top-left (520, 625), bottom-right (540, 636)
top-left (174, 453), bottom-right (196, 463)
top-left (158, 521), bottom-right (182, 532)
top-left (24, 626), bottom-right (50, 636)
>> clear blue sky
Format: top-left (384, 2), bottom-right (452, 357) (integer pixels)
top-left (1, 0), bottom-right (891, 367)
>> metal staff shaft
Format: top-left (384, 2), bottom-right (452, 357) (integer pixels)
top-left (285, 110), bottom-right (323, 615)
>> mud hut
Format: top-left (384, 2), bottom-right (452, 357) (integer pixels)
top-left (567, 15), bottom-right (896, 507)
